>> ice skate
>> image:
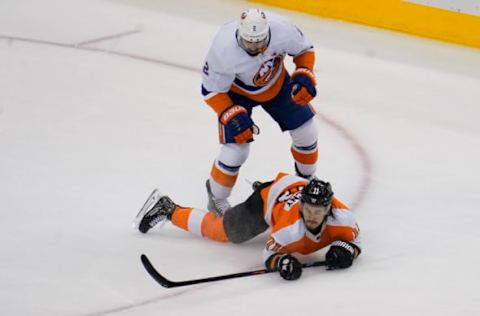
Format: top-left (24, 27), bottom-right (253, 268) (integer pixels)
top-left (206, 180), bottom-right (231, 216)
top-left (133, 189), bottom-right (176, 233)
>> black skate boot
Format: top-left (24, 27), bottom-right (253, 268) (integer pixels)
top-left (206, 180), bottom-right (231, 217)
top-left (133, 189), bottom-right (176, 233)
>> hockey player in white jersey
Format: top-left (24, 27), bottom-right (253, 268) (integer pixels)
top-left (202, 8), bottom-right (319, 215)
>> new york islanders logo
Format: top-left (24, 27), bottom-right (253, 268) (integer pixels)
top-left (253, 55), bottom-right (283, 87)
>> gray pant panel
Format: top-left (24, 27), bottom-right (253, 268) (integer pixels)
top-left (223, 182), bottom-right (272, 243)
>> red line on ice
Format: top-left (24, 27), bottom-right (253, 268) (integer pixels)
top-left (317, 113), bottom-right (372, 210)
top-left (74, 28), bottom-right (141, 47)
top-left (0, 33), bottom-right (199, 72)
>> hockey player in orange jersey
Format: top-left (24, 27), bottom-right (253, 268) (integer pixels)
top-left (134, 172), bottom-right (361, 281)
top-left (201, 8), bottom-right (320, 215)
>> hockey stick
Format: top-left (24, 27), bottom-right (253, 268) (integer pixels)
top-left (141, 254), bottom-right (326, 288)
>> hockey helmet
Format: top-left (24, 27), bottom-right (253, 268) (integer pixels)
top-left (238, 8), bottom-right (269, 43)
top-left (301, 179), bottom-right (334, 207)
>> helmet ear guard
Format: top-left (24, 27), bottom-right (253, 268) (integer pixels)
top-left (301, 179), bottom-right (334, 206)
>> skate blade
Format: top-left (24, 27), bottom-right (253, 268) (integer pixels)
top-left (132, 189), bottom-right (162, 229)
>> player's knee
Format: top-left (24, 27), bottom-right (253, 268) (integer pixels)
top-left (290, 118), bottom-right (318, 147)
top-left (218, 143), bottom-right (250, 166)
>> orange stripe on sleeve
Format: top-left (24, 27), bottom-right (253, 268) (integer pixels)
top-left (201, 212), bottom-right (228, 242)
top-left (293, 51), bottom-right (315, 71)
top-left (291, 147), bottom-right (318, 165)
top-left (205, 92), bottom-right (233, 115)
top-left (210, 163), bottom-right (238, 188)
top-left (171, 207), bottom-right (193, 232)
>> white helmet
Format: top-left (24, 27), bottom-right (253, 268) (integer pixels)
top-left (238, 8), bottom-right (269, 43)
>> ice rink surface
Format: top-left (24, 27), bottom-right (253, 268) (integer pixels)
top-left (1, 0), bottom-right (480, 315)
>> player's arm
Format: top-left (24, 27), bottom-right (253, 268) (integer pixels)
top-left (201, 49), bottom-right (235, 115)
top-left (263, 238), bottom-right (302, 281)
top-left (201, 51), bottom-right (256, 144)
top-left (325, 208), bottom-right (362, 270)
top-left (325, 240), bottom-right (361, 270)
top-left (293, 49), bottom-right (315, 72)
top-left (285, 24), bottom-right (317, 105)
top-left (262, 205), bottom-right (312, 281)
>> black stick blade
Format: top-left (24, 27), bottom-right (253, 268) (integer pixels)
top-left (140, 254), bottom-right (176, 288)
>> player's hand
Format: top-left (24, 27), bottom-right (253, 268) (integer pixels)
top-left (290, 68), bottom-right (317, 105)
top-left (267, 253), bottom-right (302, 280)
top-left (219, 105), bottom-right (256, 144)
top-left (326, 240), bottom-right (355, 270)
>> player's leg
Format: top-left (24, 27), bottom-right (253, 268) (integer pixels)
top-left (170, 206), bottom-right (229, 242)
top-left (289, 118), bottom-right (318, 179)
top-left (133, 189), bottom-right (229, 240)
top-left (223, 181), bottom-right (271, 243)
top-left (262, 74), bottom-right (318, 179)
top-left (207, 93), bottom-right (257, 215)
top-left (169, 183), bottom-right (269, 243)
top-left (133, 190), bottom-right (177, 234)
top-left (207, 143), bottom-right (250, 215)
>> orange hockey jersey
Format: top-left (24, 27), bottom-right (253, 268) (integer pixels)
top-left (260, 173), bottom-right (361, 263)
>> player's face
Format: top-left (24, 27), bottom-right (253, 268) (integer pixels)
top-left (240, 37), bottom-right (268, 55)
top-left (301, 202), bottom-right (329, 230)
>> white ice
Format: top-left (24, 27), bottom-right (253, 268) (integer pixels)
top-left (1, 0), bottom-right (480, 315)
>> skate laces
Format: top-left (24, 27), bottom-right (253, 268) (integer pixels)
top-left (146, 197), bottom-right (174, 227)
top-left (148, 213), bottom-right (167, 228)
top-left (212, 197), bottom-right (231, 214)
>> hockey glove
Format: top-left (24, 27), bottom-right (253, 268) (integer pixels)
top-left (326, 240), bottom-right (355, 270)
top-left (290, 68), bottom-right (317, 105)
top-left (267, 253), bottom-right (302, 281)
top-left (219, 105), bottom-right (255, 144)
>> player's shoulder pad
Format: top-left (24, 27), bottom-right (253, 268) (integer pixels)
top-left (327, 207), bottom-right (356, 227)
top-left (272, 172), bottom-right (307, 185)
top-left (211, 21), bottom-right (238, 52)
top-left (274, 172), bottom-right (289, 181)
top-left (331, 197), bottom-right (350, 210)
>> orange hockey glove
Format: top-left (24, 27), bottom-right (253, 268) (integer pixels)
top-left (290, 68), bottom-right (317, 105)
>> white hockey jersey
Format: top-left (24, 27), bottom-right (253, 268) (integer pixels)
top-left (201, 12), bottom-right (315, 114)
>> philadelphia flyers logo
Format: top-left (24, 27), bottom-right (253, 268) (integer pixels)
top-left (253, 55), bottom-right (283, 87)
